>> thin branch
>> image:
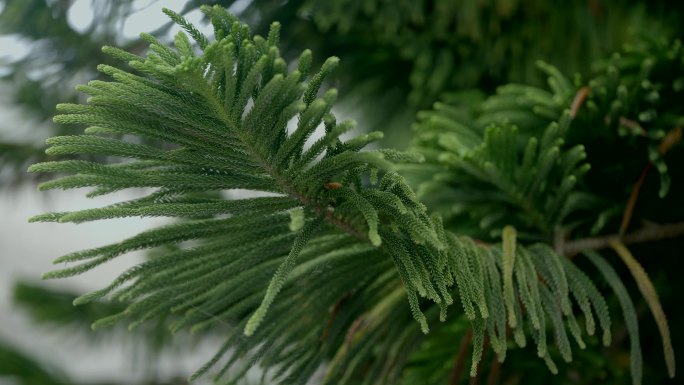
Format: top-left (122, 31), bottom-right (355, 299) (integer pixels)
top-left (570, 86), bottom-right (591, 119)
top-left (618, 117), bottom-right (646, 136)
top-left (562, 221), bottom-right (684, 256)
top-left (619, 163), bottom-right (652, 234)
top-left (619, 126), bottom-right (681, 233)
top-left (658, 126), bottom-right (682, 155)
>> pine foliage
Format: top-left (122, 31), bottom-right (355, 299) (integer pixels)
top-left (28, 6), bottom-right (678, 385)
top-left (412, 36), bottom-right (684, 240)
top-left (278, 0), bottom-right (676, 107)
top-left (304, 0), bottom-right (509, 106)
top-left (215, 0), bottom-right (683, 151)
top-left (411, 62), bottom-right (588, 238)
top-left (410, 34), bottom-right (682, 384)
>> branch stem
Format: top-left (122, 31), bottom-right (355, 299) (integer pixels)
top-left (561, 221), bottom-right (684, 256)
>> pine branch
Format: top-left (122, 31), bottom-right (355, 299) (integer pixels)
top-left (29, 6), bottom-right (457, 382)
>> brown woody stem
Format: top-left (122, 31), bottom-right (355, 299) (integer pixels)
top-left (561, 221), bottom-right (684, 256)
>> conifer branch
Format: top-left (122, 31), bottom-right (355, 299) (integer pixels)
top-left (27, 6), bottom-right (681, 385)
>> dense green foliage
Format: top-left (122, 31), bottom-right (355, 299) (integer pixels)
top-left (412, 37), bottom-right (684, 240)
top-left (408, 35), bottom-right (684, 384)
top-left (3, 0), bottom-right (681, 184)
top-left (24, 4), bottom-right (683, 385)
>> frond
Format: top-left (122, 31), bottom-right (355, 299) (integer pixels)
top-left (584, 251), bottom-right (642, 385)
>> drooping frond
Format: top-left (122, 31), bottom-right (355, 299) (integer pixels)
top-left (584, 251), bottom-right (643, 385)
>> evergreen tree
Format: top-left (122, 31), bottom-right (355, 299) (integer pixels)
top-left (5, 2), bottom-right (683, 384)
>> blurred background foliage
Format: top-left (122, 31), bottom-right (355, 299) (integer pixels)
top-left (0, 0), bottom-right (682, 384)
top-left (3, 0), bottom-right (683, 183)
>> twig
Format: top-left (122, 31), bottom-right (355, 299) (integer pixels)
top-left (570, 86), bottom-right (591, 119)
top-left (619, 126), bottom-right (682, 233)
top-left (619, 163), bottom-right (652, 234)
top-left (449, 329), bottom-right (473, 385)
top-left (562, 221), bottom-right (684, 256)
top-left (618, 117), bottom-right (646, 136)
top-left (658, 126), bottom-right (682, 155)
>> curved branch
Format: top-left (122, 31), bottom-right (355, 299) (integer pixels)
top-left (562, 221), bottom-right (684, 256)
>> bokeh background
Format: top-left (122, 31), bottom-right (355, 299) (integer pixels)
top-left (0, 1), bottom-right (682, 384)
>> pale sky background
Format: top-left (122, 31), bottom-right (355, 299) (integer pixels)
top-left (0, 1), bottom-right (247, 383)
